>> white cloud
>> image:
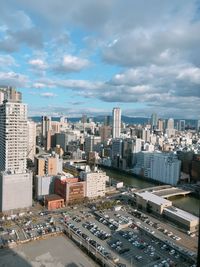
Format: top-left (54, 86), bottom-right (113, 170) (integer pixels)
top-left (0, 55), bottom-right (17, 67)
top-left (40, 92), bottom-right (57, 98)
top-left (53, 55), bottom-right (90, 73)
top-left (29, 58), bottom-right (48, 70)
top-left (0, 71), bottom-right (28, 87)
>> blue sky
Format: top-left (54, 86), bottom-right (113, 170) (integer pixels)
top-left (0, 0), bottom-right (200, 119)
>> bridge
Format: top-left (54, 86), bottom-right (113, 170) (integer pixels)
top-left (137, 185), bottom-right (191, 199)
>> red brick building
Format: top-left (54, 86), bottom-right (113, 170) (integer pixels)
top-left (55, 178), bottom-right (86, 204)
top-left (45, 194), bottom-right (64, 210)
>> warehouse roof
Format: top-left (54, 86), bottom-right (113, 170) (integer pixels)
top-left (136, 191), bottom-right (172, 206)
top-left (164, 206), bottom-right (199, 222)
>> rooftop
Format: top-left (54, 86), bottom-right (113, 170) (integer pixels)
top-left (164, 206), bottom-right (199, 222)
top-left (136, 191), bottom-right (172, 206)
top-left (45, 194), bottom-right (64, 201)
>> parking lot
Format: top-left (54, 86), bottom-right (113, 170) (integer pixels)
top-left (60, 207), bottom-right (197, 267)
top-left (0, 203), bottom-right (198, 267)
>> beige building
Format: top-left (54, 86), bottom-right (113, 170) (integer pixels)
top-left (135, 191), bottom-right (172, 214)
top-left (100, 126), bottom-right (112, 142)
top-left (163, 207), bottom-right (199, 232)
top-left (81, 171), bottom-right (108, 199)
top-left (35, 154), bottom-right (63, 176)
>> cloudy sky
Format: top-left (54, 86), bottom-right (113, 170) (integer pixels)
top-left (0, 0), bottom-right (200, 118)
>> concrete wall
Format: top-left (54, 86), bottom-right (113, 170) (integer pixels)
top-left (0, 172), bottom-right (32, 212)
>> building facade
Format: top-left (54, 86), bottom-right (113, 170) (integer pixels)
top-left (81, 171), bottom-right (108, 198)
top-left (112, 107), bottom-right (121, 138)
top-left (0, 87), bottom-right (32, 212)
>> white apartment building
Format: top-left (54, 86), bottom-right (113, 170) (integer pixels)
top-left (81, 171), bottom-right (108, 198)
top-left (0, 88), bottom-right (32, 212)
top-left (150, 153), bottom-right (181, 185)
top-left (0, 91), bottom-right (27, 173)
top-left (112, 107), bottom-right (121, 138)
top-left (132, 151), bottom-right (181, 185)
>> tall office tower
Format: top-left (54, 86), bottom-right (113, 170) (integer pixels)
top-left (179, 120), bottom-right (185, 131)
top-left (27, 120), bottom-right (36, 161)
top-left (197, 120), bottom-right (200, 132)
top-left (104, 115), bottom-right (111, 126)
top-left (112, 107), bottom-right (121, 138)
top-left (81, 114), bottom-right (87, 124)
top-left (100, 125), bottom-right (112, 142)
top-left (42, 116), bottom-right (51, 138)
top-left (142, 128), bottom-right (150, 142)
top-left (0, 87), bottom-right (32, 212)
top-left (158, 119), bottom-right (164, 132)
top-left (41, 116), bottom-right (51, 149)
top-left (150, 113), bottom-right (158, 130)
top-left (166, 118), bottom-right (176, 137)
top-left (167, 118), bottom-right (174, 129)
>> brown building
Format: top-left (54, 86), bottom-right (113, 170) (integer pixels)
top-left (35, 154), bottom-right (62, 176)
top-left (55, 178), bottom-right (86, 205)
top-left (35, 157), bottom-right (45, 176)
top-left (45, 194), bottom-right (64, 210)
top-left (100, 126), bottom-right (112, 142)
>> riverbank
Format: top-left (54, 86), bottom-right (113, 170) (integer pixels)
top-left (100, 165), bottom-right (165, 187)
top-left (101, 166), bottom-right (199, 216)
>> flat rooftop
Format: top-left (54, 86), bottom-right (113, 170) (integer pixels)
top-left (164, 206), bottom-right (199, 223)
top-left (136, 191), bottom-right (172, 206)
top-left (45, 194), bottom-right (64, 201)
top-left (0, 235), bottom-right (97, 267)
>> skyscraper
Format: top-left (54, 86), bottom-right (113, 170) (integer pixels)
top-left (0, 88), bottom-right (26, 173)
top-left (27, 120), bottom-right (36, 161)
top-left (41, 116), bottom-right (51, 149)
top-left (179, 120), bottom-right (185, 131)
top-left (112, 107), bottom-right (121, 138)
top-left (150, 113), bottom-right (158, 130)
top-left (166, 118), bottom-right (176, 137)
top-left (167, 118), bottom-right (174, 129)
top-left (0, 87), bottom-right (32, 212)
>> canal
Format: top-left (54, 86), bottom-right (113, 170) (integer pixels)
top-left (103, 168), bottom-right (199, 216)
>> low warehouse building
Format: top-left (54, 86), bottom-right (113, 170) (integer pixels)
top-left (45, 194), bottom-right (64, 210)
top-left (163, 206), bottom-right (199, 232)
top-left (135, 191), bottom-right (172, 214)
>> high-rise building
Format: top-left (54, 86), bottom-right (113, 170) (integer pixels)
top-left (100, 125), bottom-right (112, 142)
top-left (104, 115), bottom-right (111, 126)
top-left (41, 116), bottom-right (51, 149)
top-left (150, 113), bottom-right (158, 130)
top-left (179, 120), bottom-right (185, 131)
top-left (166, 118), bottom-right (176, 137)
top-left (27, 120), bottom-right (36, 161)
top-left (84, 135), bottom-right (101, 154)
top-left (158, 119), bottom-right (164, 132)
top-left (0, 87), bottom-right (32, 212)
top-left (112, 107), bottom-right (121, 138)
top-left (81, 114), bottom-right (87, 124)
top-left (0, 88), bottom-right (27, 173)
top-left (167, 118), bottom-right (174, 129)
top-left (197, 120), bottom-right (200, 132)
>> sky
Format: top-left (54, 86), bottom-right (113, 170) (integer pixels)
top-left (0, 0), bottom-right (200, 119)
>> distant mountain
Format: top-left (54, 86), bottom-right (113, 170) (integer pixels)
top-left (94, 115), bottom-right (149, 125)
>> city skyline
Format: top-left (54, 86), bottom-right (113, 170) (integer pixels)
top-left (0, 1), bottom-right (200, 119)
